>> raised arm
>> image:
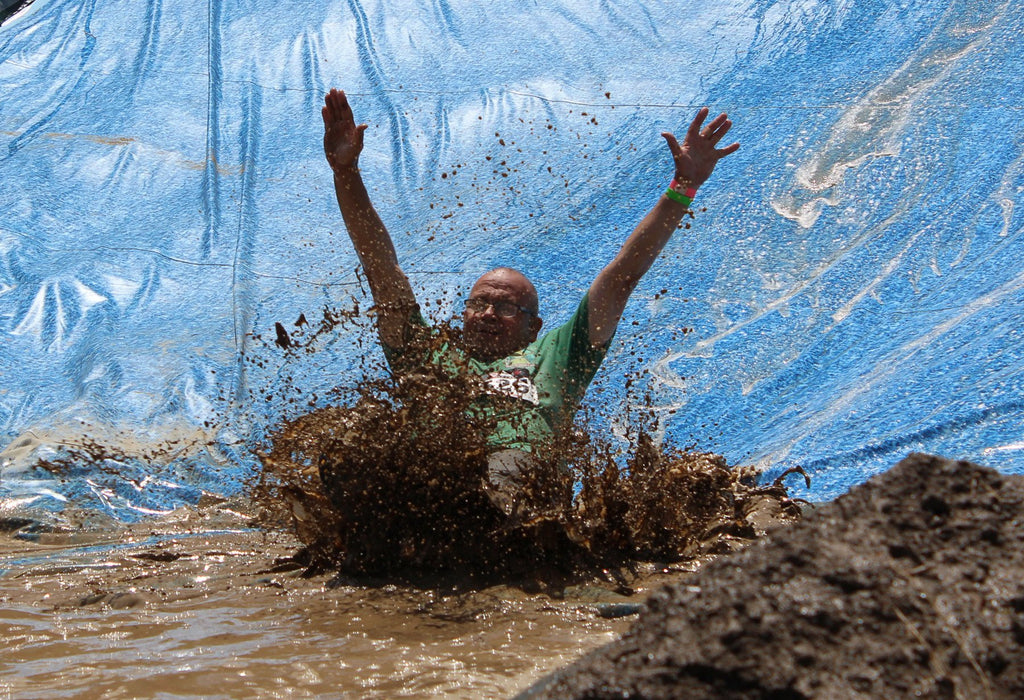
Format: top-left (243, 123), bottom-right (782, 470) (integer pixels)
top-left (587, 107), bottom-right (740, 347)
top-left (323, 88), bottom-right (417, 348)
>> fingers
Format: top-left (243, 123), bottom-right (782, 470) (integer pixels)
top-left (703, 114), bottom-right (732, 144)
top-left (686, 106), bottom-right (709, 141)
top-left (323, 89), bottom-right (339, 119)
top-left (705, 115), bottom-right (727, 135)
top-left (661, 132), bottom-right (682, 157)
top-left (717, 141), bottom-right (740, 157)
top-left (685, 109), bottom-right (739, 155)
top-left (323, 88), bottom-right (354, 124)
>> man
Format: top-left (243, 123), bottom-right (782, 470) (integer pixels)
top-left (322, 88), bottom-right (738, 512)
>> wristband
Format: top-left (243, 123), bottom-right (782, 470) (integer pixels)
top-left (664, 188), bottom-right (692, 206)
top-left (670, 179), bottom-right (698, 198)
top-left (666, 179), bottom-right (697, 207)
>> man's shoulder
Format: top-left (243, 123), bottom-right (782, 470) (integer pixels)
top-left (533, 294), bottom-right (591, 347)
top-left (381, 309), bottom-right (468, 372)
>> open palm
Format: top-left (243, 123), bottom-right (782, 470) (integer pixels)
top-left (661, 107), bottom-right (740, 188)
top-left (322, 89), bottom-right (368, 171)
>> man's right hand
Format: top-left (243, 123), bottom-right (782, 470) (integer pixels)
top-left (321, 88), bottom-right (418, 350)
top-left (323, 89), bottom-right (368, 172)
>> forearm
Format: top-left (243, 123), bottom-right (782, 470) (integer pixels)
top-left (600, 194), bottom-right (689, 293)
top-left (587, 192), bottom-right (691, 345)
top-left (332, 167), bottom-right (415, 303)
top-left (584, 107), bottom-right (736, 347)
top-left (331, 165), bottom-right (417, 345)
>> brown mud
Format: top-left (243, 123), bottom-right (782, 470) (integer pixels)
top-left (256, 327), bottom-right (804, 588)
top-left (519, 453), bottom-right (1024, 699)
top-left (0, 491), bottom-right (780, 699)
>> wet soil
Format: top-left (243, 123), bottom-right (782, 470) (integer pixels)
top-left (0, 510), bottom-right (700, 699)
top-left (520, 453), bottom-right (1024, 699)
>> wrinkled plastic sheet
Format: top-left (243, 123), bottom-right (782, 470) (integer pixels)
top-left (1, 0), bottom-right (1022, 521)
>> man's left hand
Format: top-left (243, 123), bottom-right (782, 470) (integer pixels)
top-left (661, 107), bottom-right (740, 189)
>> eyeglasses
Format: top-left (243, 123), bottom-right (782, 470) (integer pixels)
top-left (464, 298), bottom-right (535, 318)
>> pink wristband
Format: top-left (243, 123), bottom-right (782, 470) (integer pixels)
top-left (670, 179), bottom-right (698, 199)
top-left (665, 179), bottom-right (697, 206)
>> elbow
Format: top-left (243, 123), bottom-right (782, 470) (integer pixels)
top-left (612, 269), bottom-right (642, 296)
top-left (593, 267), bottom-right (641, 301)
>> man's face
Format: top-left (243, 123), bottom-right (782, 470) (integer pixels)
top-left (462, 269), bottom-right (542, 362)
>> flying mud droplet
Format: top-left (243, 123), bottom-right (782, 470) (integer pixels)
top-left (275, 323), bottom-right (292, 349)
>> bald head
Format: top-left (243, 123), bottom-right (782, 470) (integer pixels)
top-left (462, 267), bottom-right (543, 361)
top-left (472, 268), bottom-right (538, 314)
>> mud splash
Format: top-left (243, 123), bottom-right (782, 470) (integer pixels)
top-left (258, 325), bottom-right (805, 586)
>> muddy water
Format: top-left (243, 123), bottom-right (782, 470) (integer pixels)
top-left (0, 510), bottom-right (665, 699)
top-left (1, 358), bottom-right (802, 697)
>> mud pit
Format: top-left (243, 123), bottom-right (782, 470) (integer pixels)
top-left (520, 453), bottom-right (1024, 699)
top-left (257, 349), bottom-right (804, 587)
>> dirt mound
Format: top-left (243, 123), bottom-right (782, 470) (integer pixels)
top-left (519, 453), bottom-right (1024, 699)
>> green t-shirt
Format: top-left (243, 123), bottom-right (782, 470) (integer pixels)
top-left (383, 294), bottom-right (609, 453)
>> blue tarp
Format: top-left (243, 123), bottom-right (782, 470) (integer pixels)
top-left (1, 0), bottom-right (1021, 519)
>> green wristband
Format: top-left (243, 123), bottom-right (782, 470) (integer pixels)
top-left (664, 187), bottom-right (693, 207)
